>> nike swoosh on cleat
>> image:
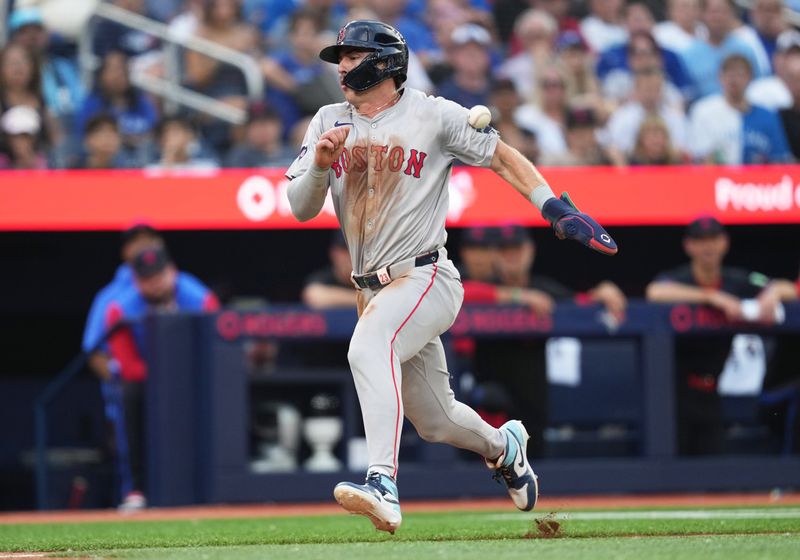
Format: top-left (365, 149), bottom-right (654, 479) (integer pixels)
top-left (507, 432), bottom-right (526, 469)
top-left (334, 120), bottom-right (353, 127)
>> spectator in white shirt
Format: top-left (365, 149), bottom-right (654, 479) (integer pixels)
top-left (496, 9), bottom-right (558, 102)
top-left (514, 64), bottom-right (571, 159)
top-left (654, 0), bottom-right (707, 55)
top-left (689, 54), bottom-right (792, 164)
top-left (747, 29), bottom-right (800, 110)
top-left (580, 0), bottom-right (628, 53)
top-left (601, 66), bottom-right (690, 163)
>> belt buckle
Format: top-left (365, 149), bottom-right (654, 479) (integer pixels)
top-left (376, 266), bottom-right (391, 286)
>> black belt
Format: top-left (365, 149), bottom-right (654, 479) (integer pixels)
top-left (352, 250), bottom-right (440, 290)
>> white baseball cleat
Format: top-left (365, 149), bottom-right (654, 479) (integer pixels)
top-left (117, 490), bottom-right (147, 513)
top-left (333, 472), bottom-right (402, 534)
top-left (486, 420), bottom-right (539, 511)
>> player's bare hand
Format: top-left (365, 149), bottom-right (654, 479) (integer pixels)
top-left (519, 289), bottom-right (555, 317)
top-left (756, 289), bottom-right (781, 323)
top-left (315, 126), bottom-right (350, 169)
top-left (707, 291), bottom-right (742, 321)
top-left (590, 281), bottom-right (627, 322)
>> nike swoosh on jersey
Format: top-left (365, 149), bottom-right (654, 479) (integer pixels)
top-left (334, 120), bottom-right (353, 127)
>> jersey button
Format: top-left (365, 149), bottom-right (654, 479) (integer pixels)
top-left (367, 219), bottom-right (374, 229)
top-left (370, 123), bottom-right (377, 129)
top-left (368, 188), bottom-right (374, 197)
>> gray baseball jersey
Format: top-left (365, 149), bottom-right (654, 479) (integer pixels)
top-left (286, 87), bottom-right (499, 275)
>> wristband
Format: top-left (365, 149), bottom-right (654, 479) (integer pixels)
top-left (529, 184), bottom-right (556, 211)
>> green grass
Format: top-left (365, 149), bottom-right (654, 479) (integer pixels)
top-left (1, 507), bottom-right (799, 559)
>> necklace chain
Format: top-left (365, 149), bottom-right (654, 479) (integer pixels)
top-left (355, 91), bottom-right (401, 117)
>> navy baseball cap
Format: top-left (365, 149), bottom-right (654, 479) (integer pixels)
top-left (462, 226), bottom-right (501, 247)
top-left (497, 224), bottom-right (531, 246)
top-left (131, 246), bottom-right (172, 278)
top-left (686, 215), bottom-right (726, 238)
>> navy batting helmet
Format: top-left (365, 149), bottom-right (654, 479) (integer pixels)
top-left (319, 20), bottom-right (409, 91)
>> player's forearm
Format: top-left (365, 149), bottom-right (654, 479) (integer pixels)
top-left (489, 140), bottom-right (554, 210)
top-left (87, 351), bottom-right (114, 382)
top-left (287, 165), bottom-right (330, 222)
top-left (761, 279), bottom-right (799, 301)
top-left (645, 281), bottom-right (714, 304)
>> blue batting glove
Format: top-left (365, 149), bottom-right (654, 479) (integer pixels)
top-left (541, 192), bottom-right (618, 256)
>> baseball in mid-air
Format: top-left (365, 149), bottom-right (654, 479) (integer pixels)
top-left (468, 105), bottom-right (491, 129)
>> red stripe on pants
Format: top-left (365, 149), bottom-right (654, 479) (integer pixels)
top-left (388, 263), bottom-right (439, 478)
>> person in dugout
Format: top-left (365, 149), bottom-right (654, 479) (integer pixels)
top-left (646, 215), bottom-right (788, 455)
top-left (458, 225), bottom-right (626, 458)
top-left (99, 244), bottom-right (219, 510)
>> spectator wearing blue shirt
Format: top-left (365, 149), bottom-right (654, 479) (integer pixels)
top-left (145, 0), bottom-right (185, 22)
top-left (368, 0), bottom-right (441, 69)
top-left (778, 47), bottom-right (800, 159)
top-left (71, 113), bottom-right (140, 169)
top-left (599, 30), bottom-right (695, 106)
top-left (147, 114), bottom-right (220, 171)
top-left (183, 0), bottom-right (260, 152)
top-left (689, 54), bottom-right (792, 164)
top-left (736, 0), bottom-right (788, 75)
top-left (597, 2), bottom-right (696, 102)
top-left (76, 51), bottom-right (158, 165)
top-left (683, 0), bottom-right (764, 98)
top-left (242, 0), bottom-right (298, 38)
top-left (224, 103), bottom-right (295, 167)
top-left (261, 9), bottom-right (343, 139)
top-left (596, 1), bottom-right (696, 101)
top-left (8, 7), bottom-right (85, 159)
top-left (92, 0), bottom-right (161, 60)
top-left (436, 24), bottom-right (494, 109)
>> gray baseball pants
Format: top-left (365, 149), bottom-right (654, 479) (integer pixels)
top-left (348, 251), bottom-right (505, 479)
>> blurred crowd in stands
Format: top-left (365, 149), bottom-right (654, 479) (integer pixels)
top-left (2, 0), bottom-right (800, 171)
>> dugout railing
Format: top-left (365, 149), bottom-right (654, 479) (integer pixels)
top-left (34, 301), bottom-right (800, 509)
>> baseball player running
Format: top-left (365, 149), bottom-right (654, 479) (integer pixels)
top-left (286, 20), bottom-right (617, 534)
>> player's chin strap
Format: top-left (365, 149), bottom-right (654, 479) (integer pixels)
top-left (541, 192), bottom-right (619, 256)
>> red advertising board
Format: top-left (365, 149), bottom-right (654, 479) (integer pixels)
top-left (1, 165), bottom-right (800, 231)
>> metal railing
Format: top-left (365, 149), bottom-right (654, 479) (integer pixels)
top-left (77, 2), bottom-right (264, 125)
top-left (34, 322), bottom-right (124, 510)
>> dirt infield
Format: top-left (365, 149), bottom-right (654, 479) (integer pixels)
top-left (2, 492), bottom-right (799, 525)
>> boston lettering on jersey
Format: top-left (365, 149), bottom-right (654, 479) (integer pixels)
top-left (330, 145), bottom-right (428, 179)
